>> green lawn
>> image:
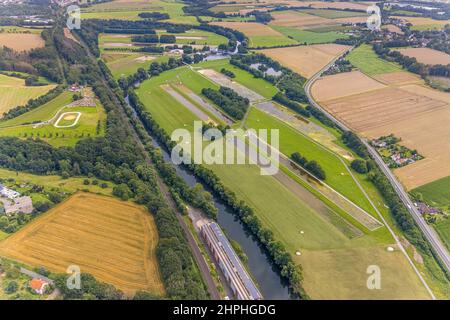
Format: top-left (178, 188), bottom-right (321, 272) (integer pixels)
top-left (435, 219), bottom-right (450, 251)
top-left (347, 44), bottom-right (403, 75)
top-left (81, 0), bottom-right (198, 25)
top-left (299, 9), bottom-right (367, 19)
top-left (196, 59), bottom-right (278, 99)
top-left (104, 53), bottom-right (169, 79)
top-left (0, 168), bottom-right (114, 196)
top-left (0, 92), bottom-right (107, 147)
top-left (0, 91), bottom-right (73, 128)
top-left (271, 25), bottom-right (349, 44)
top-left (412, 176), bottom-right (450, 210)
top-left (245, 107), bottom-right (376, 216)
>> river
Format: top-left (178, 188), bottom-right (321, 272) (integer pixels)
top-left (126, 96), bottom-right (295, 299)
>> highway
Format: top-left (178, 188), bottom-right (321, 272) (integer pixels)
top-left (304, 51), bottom-right (450, 275)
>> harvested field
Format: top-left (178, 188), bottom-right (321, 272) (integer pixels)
top-left (210, 21), bottom-right (281, 36)
top-left (312, 71), bottom-right (386, 101)
top-left (198, 68), bottom-right (264, 102)
top-left (271, 11), bottom-right (332, 28)
top-left (392, 16), bottom-right (450, 30)
top-left (260, 44), bottom-right (351, 78)
top-left (0, 193), bottom-right (164, 297)
top-left (321, 86), bottom-right (448, 132)
top-left (396, 48), bottom-right (450, 66)
top-left (334, 16), bottom-right (368, 24)
top-left (373, 71), bottom-right (422, 86)
top-left (0, 33), bottom-right (44, 51)
top-left (383, 24), bottom-right (404, 34)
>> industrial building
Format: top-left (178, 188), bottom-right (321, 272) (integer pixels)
top-left (201, 222), bottom-right (262, 300)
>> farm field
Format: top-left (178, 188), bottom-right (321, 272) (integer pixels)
top-left (392, 16), bottom-right (450, 30)
top-left (260, 43), bottom-right (351, 78)
top-left (270, 25), bottom-right (349, 44)
top-left (312, 70), bottom-right (386, 101)
top-left (347, 44), bottom-right (403, 75)
top-left (412, 176), bottom-right (450, 212)
top-left (435, 219), bottom-right (450, 252)
top-left (0, 27), bottom-right (45, 51)
top-left (395, 47), bottom-right (450, 66)
top-left (134, 64), bottom-right (431, 299)
top-left (313, 47), bottom-right (450, 190)
top-left (0, 74), bottom-right (56, 115)
top-left (271, 10), bottom-right (333, 28)
top-left (299, 8), bottom-right (367, 19)
top-left (209, 21), bottom-right (297, 47)
top-left (80, 0), bottom-right (198, 24)
top-left (0, 193), bottom-right (165, 297)
top-left (0, 90), bottom-right (107, 147)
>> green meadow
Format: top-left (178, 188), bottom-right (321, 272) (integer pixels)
top-left (347, 44), bottom-right (403, 75)
top-left (270, 25), bottom-right (349, 44)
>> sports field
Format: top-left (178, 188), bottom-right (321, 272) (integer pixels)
top-left (0, 193), bottom-right (165, 296)
top-left (0, 74), bottom-right (56, 115)
top-left (347, 44), bottom-right (402, 75)
top-left (0, 90), bottom-right (106, 147)
top-left (134, 63), bottom-right (431, 299)
top-left (260, 43), bottom-right (351, 78)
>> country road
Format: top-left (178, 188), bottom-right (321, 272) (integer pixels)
top-left (304, 49), bottom-right (450, 276)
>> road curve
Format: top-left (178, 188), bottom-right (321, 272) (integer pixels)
top-left (304, 49), bottom-right (450, 275)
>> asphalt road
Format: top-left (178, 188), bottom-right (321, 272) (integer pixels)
top-left (304, 50), bottom-right (450, 274)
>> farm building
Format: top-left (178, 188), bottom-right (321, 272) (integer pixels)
top-left (201, 222), bottom-right (262, 300)
top-left (29, 278), bottom-right (49, 295)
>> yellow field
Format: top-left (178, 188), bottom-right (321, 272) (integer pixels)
top-left (0, 33), bottom-right (44, 51)
top-left (0, 74), bottom-right (56, 115)
top-left (260, 44), bottom-right (351, 78)
top-left (0, 193), bottom-right (165, 297)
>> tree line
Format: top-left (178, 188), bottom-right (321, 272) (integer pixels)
top-left (201, 86), bottom-right (250, 120)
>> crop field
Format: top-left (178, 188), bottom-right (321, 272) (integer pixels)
top-left (0, 28), bottom-right (45, 51)
top-left (299, 8), bottom-right (367, 19)
top-left (347, 44), bottom-right (402, 75)
top-left (396, 47), bottom-right (450, 66)
top-left (271, 11), bottom-right (333, 28)
top-left (210, 21), bottom-right (297, 47)
top-left (0, 193), bottom-right (165, 297)
top-left (270, 25), bottom-right (349, 44)
top-left (260, 43), bottom-right (351, 78)
top-left (0, 90), bottom-right (106, 147)
top-left (312, 71), bottom-right (386, 101)
top-left (383, 24), bottom-right (404, 34)
top-left (314, 47), bottom-right (450, 190)
top-left (81, 0), bottom-right (198, 24)
top-left (0, 74), bottom-right (56, 115)
top-left (372, 71), bottom-right (422, 86)
top-left (134, 64), bottom-right (432, 299)
top-left (392, 16), bottom-right (450, 30)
